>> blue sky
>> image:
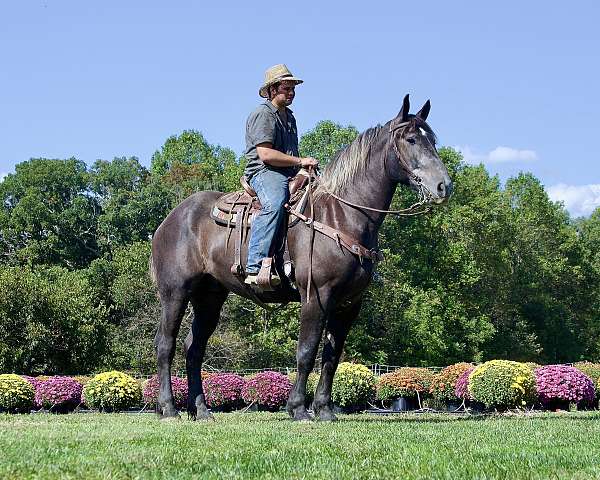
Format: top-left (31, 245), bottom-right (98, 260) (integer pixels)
top-left (1, 1), bottom-right (599, 216)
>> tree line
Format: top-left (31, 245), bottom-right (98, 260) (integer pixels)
top-left (0, 122), bottom-right (598, 375)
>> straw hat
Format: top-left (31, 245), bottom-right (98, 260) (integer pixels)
top-left (259, 64), bottom-right (303, 98)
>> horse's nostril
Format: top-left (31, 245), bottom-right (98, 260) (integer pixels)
top-left (437, 182), bottom-right (445, 196)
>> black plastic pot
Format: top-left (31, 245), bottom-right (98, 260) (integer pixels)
top-left (391, 397), bottom-right (416, 412)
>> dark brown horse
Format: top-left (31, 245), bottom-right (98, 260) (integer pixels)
top-left (150, 94), bottom-right (452, 421)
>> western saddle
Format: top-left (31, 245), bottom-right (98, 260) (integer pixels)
top-left (210, 169), bottom-right (383, 292)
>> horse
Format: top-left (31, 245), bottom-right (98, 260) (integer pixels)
top-left (150, 94), bottom-right (453, 421)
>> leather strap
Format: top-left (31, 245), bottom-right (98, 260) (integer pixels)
top-left (287, 208), bottom-right (384, 264)
top-left (256, 257), bottom-right (275, 291)
top-left (230, 207), bottom-right (246, 276)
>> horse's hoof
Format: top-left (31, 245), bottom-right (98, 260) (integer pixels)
top-left (292, 408), bottom-right (313, 422)
top-left (160, 405), bottom-right (180, 420)
top-left (190, 407), bottom-right (215, 422)
top-left (316, 408), bottom-right (337, 422)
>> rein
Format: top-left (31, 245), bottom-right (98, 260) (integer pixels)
top-left (295, 121), bottom-right (434, 301)
top-left (320, 120), bottom-right (434, 217)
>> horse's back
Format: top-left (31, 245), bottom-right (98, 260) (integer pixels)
top-left (151, 190), bottom-right (226, 293)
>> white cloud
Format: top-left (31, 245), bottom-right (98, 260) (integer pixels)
top-left (456, 145), bottom-right (538, 165)
top-left (547, 183), bottom-right (600, 218)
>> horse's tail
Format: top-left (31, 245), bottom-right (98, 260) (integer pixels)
top-left (148, 252), bottom-right (157, 285)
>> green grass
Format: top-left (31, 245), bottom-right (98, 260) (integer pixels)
top-left (2, 411), bottom-right (600, 479)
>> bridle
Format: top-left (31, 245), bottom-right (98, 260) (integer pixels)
top-left (320, 120), bottom-right (435, 217)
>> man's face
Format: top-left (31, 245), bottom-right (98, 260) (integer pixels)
top-left (271, 80), bottom-right (296, 106)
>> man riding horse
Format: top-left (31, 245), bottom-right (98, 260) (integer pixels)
top-left (243, 64), bottom-right (319, 286)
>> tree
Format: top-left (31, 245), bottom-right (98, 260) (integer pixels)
top-left (299, 120), bottom-right (359, 164)
top-left (0, 158), bottom-right (99, 268)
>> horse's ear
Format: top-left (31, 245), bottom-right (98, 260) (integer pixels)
top-left (391, 94), bottom-right (410, 129)
top-left (398, 94), bottom-right (410, 122)
top-left (416, 100), bottom-right (431, 121)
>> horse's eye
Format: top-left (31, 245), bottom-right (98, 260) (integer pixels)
top-left (406, 137), bottom-right (416, 145)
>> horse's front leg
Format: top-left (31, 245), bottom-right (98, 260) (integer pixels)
top-left (313, 299), bottom-right (363, 421)
top-left (286, 290), bottom-right (332, 421)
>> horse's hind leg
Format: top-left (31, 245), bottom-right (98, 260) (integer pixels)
top-left (313, 299), bottom-right (363, 421)
top-left (156, 292), bottom-right (189, 418)
top-left (184, 283), bottom-right (228, 421)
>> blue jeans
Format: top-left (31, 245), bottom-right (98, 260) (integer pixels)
top-left (246, 169), bottom-right (290, 274)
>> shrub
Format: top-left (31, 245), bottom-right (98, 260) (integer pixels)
top-left (376, 367), bottom-right (435, 402)
top-left (454, 366), bottom-right (475, 401)
top-left (21, 376), bottom-right (44, 408)
top-left (35, 376), bottom-right (83, 412)
top-left (574, 362), bottom-right (600, 399)
top-left (535, 365), bottom-right (595, 406)
top-left (332, 362), bottom-right (376, 408)
top-left (0, 374), bottom-right (34, 413)
top-left (241, 371), bottom-right (292, 410)
top-left (142, 375), bottom-right (188, 410)
top-left (429, 363), bottom-right (473, 402)
top-left (83, 371), bottom-right (142, 412)
top-left (204, 373), bottom-right (245, 410)
top-left (468, 360), bottom-right (536, 409)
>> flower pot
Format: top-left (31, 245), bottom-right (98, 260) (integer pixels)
top-left (544, 399), bottom-right (570, 412)
top-left (446, 401), bottom-right (462, 412)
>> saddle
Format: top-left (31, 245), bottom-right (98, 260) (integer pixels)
top-left (210, 170), bottom-right (313, 291)
top-left (210, 169), bottom-right (384, 293)
top-left (210, 170), bottom-right (312, 227)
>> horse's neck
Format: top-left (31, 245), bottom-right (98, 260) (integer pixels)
top-left (322, 135), bottom-right (397, 247)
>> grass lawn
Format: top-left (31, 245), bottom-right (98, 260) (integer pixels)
top-left (1, 411), bottom-right (600, 479)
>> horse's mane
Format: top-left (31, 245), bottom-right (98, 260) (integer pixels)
top-left (318, 125), bottom-right (382, 195)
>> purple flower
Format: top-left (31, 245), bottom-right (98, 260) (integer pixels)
top-left (35, 376), bottom-right (83, 411)
top-left (454, 367), bottom-right (475, 400)
top-left (204, 373), bottom-right (246, 409)
top-left (241, 371), bottom-right (292, 409)
top-left (535, 365), bottom-right (595, 405)
top-left (142, 375), bottom-right (188, 410)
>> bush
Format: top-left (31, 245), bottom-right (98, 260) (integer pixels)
top-left (535, 365), bottom-right (595, 406)
top-left (21, 376), bottom-right (44, 408)
top-left (0, 374), bottom-right (34, 413)
top-left (142, 375), bottom-right (188, 410)
top-left (241, 371), bottom-right (292, 410)
top-left (35, 376), bottom-right (83, 412)
top-left (454, 366), bottom-right (475, 401)
top-left (468, 360), bottom-right (536, 409)
top-left (376, 367), bottom-right (435, 403)
top-left (429, 363), bottom-right (473, 402)
top-left (83, 371), bottom-right (142, 412)
top-left (574, 362), bottom-right (600, 399)
top-left (332, 362), bottom-right (376, 409)
top-left (204, 373), bottom-right (245, 410)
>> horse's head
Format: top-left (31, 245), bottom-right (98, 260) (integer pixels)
top-left (387, 94), bottom-right (453, 204)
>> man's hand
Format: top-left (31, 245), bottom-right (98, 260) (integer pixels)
top-left (299, 157), bottom-right (319, 169)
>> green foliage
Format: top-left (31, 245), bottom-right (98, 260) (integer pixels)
top-left (0, 265), bottom-right (110, 374)
top-left (331, 362), bottom-right (375, 408)
top-left (299, 120), bottom-right (358, 164)
top-left (376, 367), bottom-right (436, 402)
top-left (574, 362), bottom-right (600, 399)
top-left (0, 158), bottom-right (99, 267)
top-left (82, 371), bottom-right (142, 412)
top-left (468, 360), bottom-right (536, 409)
top-left (0, 374), bottom-right (34, 413)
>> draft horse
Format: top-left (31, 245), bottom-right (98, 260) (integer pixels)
top-left (150, 94), bottom-right (452, 421)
